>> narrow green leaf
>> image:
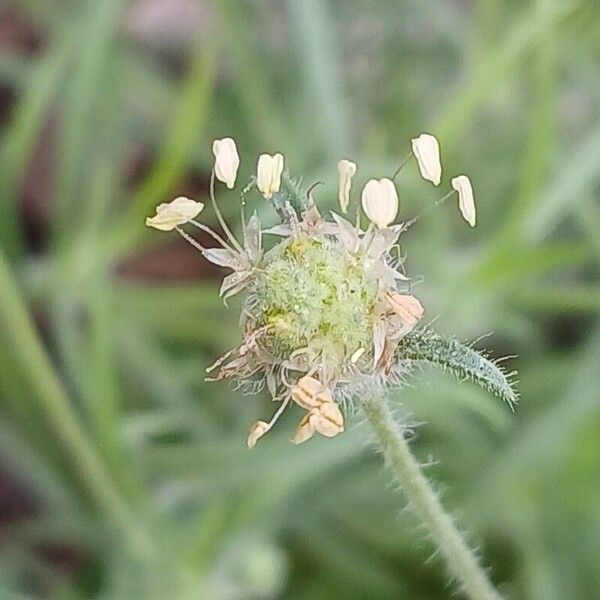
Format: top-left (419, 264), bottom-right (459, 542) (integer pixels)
top-left (287, 0), bottom-right (351, 158)
top-left (396, 328), bottom-right (518, 409)
top-left (435, 1), bottom-right (573, 150)
top-left (0, 42), bottom-right (70, 259)
top-left (524, 122), bottom-right (600, 242)
top-left (52, 0), bottom-right (126, 242)
top-left (109, 44), bottom-right (215, 256)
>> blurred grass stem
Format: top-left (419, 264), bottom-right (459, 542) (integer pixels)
top-left (0, 249), bottom-right (152, 557)
top-left (363, 393), bottom-right (501, 600)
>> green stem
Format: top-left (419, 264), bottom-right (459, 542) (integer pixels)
top-left (363, 393), bottom-right (502, 600)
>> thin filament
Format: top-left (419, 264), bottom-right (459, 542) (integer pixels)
top-left (267, 395), bottom-right (291, 428)
top-left (176, 227), bottom-right (205, 252)
top-left (188, 219), bottom-right (235, 253)
top-left (210, 170), bottom-right (244, 253)
top-left (402, 189), bottom-right (457, 231)
top-left (391, 151), bottom-right (413, 182)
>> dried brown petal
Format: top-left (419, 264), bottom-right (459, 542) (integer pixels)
top-left (384, 291), bottom-right (424, 328)
top-left (247, 420), bottom-right (270, 449)
top-left (315, 389), bottom-right (334, 405)
top-left (291, 376), bottom-right (326, 410)
top-left (292, 412), bottom-right (316, 444)
top-left (372, 320), bottom-right (387, 368)
top-left (315, 402), bottom-right (344, 437)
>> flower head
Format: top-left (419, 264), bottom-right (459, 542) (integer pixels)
top-left (337, 159), bottom-right (357, 213)
top-left (411, 133), bottom-right (442, 186)
top-left (361, 178), bottom-right (398, 229)
top-left (146, 133), bottom-right (491, 449)
top-left (451, 175), bottom-right (476, 227)
top-left (145, 196), bottom-right (203, 231)
top-left (257, 153), bottom-right (284, 199)
top-left (212, 137), bottom-right (239, 189)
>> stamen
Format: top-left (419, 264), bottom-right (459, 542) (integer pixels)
top-left (240, 181), bottom-right (254, 235)
top-left (431, 188), bottom-right (456, 209)
top-left (397, 189), bottom-right (458, 233)
top-left (267, 395), bottom-right (291, 427)
top-left (391, 151), bottom-right (413, 182)
top-left (188, 219), bottom-right (236, 252)
top-left (355, 198), bottom-right (362, 230)
top-left (209, 170), bottom-right (244, 253)
top-left (240, 198), bottom-right (246, 237)
top-left (175, 226), bottom-right (205, 252)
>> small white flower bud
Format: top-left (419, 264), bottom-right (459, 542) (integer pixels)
top-left (212, 137), bottom-right (240, 189)
top-left (337, 159), bottom-right (357, 213)
top-left (384, 291), bottom-right (424, 329)
top-left (361, 178), bottom-right (399, 229)
top-left (256, 153), bottom-right (284, 199)
top-left (411, 133), bottom-right (442, 186)
top-left (247, 420), bottom-right (270, 449)
top-left (451, 175), bottom-right (476, 227)
top-left (145, 196), bottom-right (203, 231)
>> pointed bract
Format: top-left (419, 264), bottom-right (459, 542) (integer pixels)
top-left (243, 212), bottom-right (262, 264)
top-left (202, 248), bottom-right (242, 269)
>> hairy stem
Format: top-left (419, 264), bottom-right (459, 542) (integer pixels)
top-left (363, 392), bottom-right (502, 600)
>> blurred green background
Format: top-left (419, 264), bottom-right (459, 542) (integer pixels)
top-left (0, 1), bottom-right (599, 598)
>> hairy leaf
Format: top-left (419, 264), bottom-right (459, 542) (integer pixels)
top-left (270, 173), bottom-right (311, 220)
top-left (396, 328), bottom-right (518, 409)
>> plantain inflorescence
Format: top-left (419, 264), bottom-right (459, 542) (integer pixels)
top-left (146, 135), bottom-right (516, 448)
